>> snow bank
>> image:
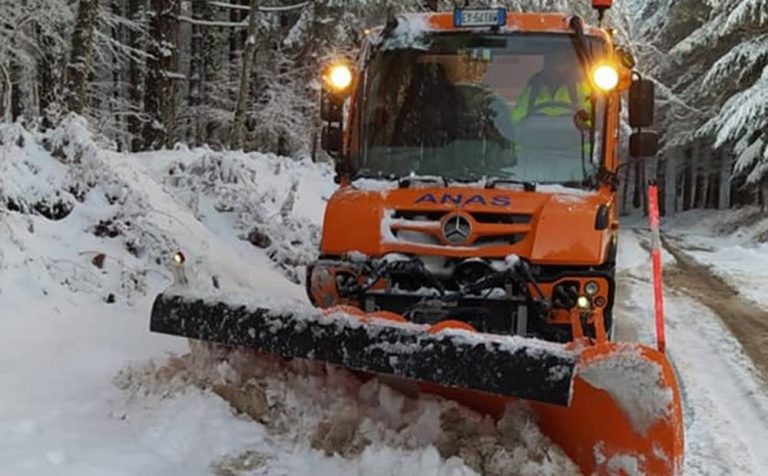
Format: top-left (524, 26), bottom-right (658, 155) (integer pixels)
top-left (134, 146), bottom-right (335, 284)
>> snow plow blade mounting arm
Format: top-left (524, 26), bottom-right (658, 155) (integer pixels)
top-left (150, 292), bottom-right (578, 406)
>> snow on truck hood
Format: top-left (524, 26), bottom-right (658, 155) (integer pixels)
top-left (322, 181), bottom-right (612, 265)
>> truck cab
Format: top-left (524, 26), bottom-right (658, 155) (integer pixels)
top-left (310, 10), bottom-right (656, 342)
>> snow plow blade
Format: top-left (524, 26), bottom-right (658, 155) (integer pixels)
top-left (434, 344), bottom-right (684, 475)
top-left (150, 293), bottom-right (577, 405)
top-left (533, 344), bottom-right (684, 475)
top-left (150, 292), bottom-right (683, 474)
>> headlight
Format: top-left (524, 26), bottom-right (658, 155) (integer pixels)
top-left (326, 64), bottom-right (353, 92)
top-left (576, 295), bottom-right (591, 309)
top-left (592, 64), bottom-right (619, 91)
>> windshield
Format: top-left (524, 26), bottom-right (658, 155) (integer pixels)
top-left (356, 33), bottom-right (607, 185)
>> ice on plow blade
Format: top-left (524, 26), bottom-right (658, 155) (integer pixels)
top-left (150, 292), bottom-right (683, 475)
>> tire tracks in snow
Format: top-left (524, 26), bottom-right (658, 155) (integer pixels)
top-left (617, 230), bottom-right (768, 475)
top-left (661, 236), bottom-right (768, 382)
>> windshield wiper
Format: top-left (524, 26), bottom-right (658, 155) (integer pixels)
top-left (485, 178), bottom-right (537, 192)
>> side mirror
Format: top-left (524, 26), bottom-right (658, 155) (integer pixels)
top-left (629, 131), bottom-right (658, 158)
top-left (321, 125), bottom-right (343, 157)
top-left (629, 78), bottom-right (655, 128)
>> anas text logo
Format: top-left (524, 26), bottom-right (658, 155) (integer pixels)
top-left (414, 193), bottom-right (511, 207)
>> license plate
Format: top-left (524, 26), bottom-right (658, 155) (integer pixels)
top-left (454, 8), bottom-right (507, 28)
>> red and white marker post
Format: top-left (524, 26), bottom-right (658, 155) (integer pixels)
top-left (647, 183), bottom-right (666, 353)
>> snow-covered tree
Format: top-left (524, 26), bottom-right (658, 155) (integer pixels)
top-left (0, 0), bottom-right (72, 121)
top-left (695, 0), bottom-right (768, 197)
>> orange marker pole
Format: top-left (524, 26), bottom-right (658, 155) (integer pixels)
top-left (648, 183), bottom-right (666, 353)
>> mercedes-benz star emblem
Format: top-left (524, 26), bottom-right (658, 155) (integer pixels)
top-left (442, 214), bottom-right (473, 245)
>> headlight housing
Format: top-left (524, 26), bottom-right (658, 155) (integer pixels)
top-left (585, 281), bottom-right (599, 295)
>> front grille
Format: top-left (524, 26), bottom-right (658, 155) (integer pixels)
top-left (393, 210), bottom-right (445, 221)
top-left (394, 210), bottom-right (532, 224)
top-left (471, 212), bottom-right (532, 225)
top-left (389, 209), bottom-right (531, 248)
top-left (474, 234), bottom-right (526, 246)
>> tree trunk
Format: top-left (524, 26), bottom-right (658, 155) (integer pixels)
top-left (230, 0), bottom-right (260, 150)
top-left (698, 143), bottom-right (711, 208)
top-left (188, 0), bottom-right (214, 145)
top-left (719, 151), bottom-right (732, 209)
top-left (37, 25), bottom-right (60, 127)
top-left (66, 0), bottom-right (100, 114)
top-left (688, 142), bottom-right (699, 210)
top-left (111, 0), bottom-right (124, 151)
top-left (0, 64), bottom-right (11, 122)
top-left (620, 158), bottom-right (631, 214)
top-left (10, 60), bottom-right (24, 120)
top-left (126, 0), bottom-right (145, 151)
top-left (632, 161), bottom-right (643, 209)
top-left (143, 0), bottom-right (181, 149)
top-left (201, 16), bottom-right (221, 144)
top-left (682, 146), bottom-right (692, 211)
top-left (663, 152), bottom-right (677, 216)
top-left (188, 0), bottom-right (202, 144)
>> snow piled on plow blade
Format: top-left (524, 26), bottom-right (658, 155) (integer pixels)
top-left (580, 346), bottom-right (674, 436)
top-left (530, 343), bottom-right (684, 476)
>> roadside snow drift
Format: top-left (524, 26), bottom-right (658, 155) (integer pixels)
top-left (0, 119), bottom-right (579, 475)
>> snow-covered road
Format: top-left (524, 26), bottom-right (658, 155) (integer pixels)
top-left (617, 230), bottom-right (768, 475)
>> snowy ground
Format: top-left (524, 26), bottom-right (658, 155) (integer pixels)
top-left (1, 120), bottom-right (767, 475)
top-left (663, 208), bottom-right (768, 311)
top-left (615, 229), bottom-right (768, 475)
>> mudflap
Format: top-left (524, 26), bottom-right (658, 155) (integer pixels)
top-left (150, 292), bottom-right (577, 406)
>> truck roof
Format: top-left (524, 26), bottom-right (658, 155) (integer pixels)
top-left (377, 12), bottom-right (608, 40)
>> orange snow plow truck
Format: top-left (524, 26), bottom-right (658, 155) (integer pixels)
top-left (151, 3), bottom-right (683, 474)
